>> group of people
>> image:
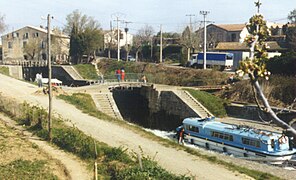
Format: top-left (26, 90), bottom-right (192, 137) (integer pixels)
top-left (35, 72), bottom-right (43, 88)
top-left (115, 68), bottom-right (125, 82)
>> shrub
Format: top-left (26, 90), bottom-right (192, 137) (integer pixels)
top-left (267, 52), bottom-right (296, 76)
top-left (0, 66), bottom-right (9, 76)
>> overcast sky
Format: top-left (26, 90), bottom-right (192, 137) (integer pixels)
top-left (0, 0), bottom-right (295, 34)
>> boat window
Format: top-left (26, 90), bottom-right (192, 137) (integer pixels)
top-left (187, 125), bottom-right (199, 133)
top-left (271, 139), bottom-right (275, 149)
top-left (242, 138), bottom-right (261, 148)
top-left (211, 131), bottom-right (233, 141)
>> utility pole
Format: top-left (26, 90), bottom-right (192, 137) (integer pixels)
top-left (124, 21), bottom-right (132, 61)
top-left (47, 14), bottom-right (52, 142)
top-left (200, 11), bottom-right (210, 69)
top-left (116, 17), bottom-right (120, 61)
top-left (186, 14), bottom-right (195, 31)
top-left (160, 24), bottom-right (163, 63)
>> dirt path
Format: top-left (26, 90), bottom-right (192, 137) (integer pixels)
top-left (0, 113), bottom-right (92, 180)
top-left (0, 74), bottom-right (260, 179)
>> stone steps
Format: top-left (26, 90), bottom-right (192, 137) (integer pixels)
top-left (61, 66), bottom-right (84, 80)
top-left (174, 90), bottom-right (213, 118)
top-left (91, 93), bottom-right (123, 120)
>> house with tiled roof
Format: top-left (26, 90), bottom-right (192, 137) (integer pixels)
top-left (196, 23), bottom-right (286, 69)
top-left (1, 25), bottom-right (70, 64)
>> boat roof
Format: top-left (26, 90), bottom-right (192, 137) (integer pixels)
top-left (183, 117), bottom-right (280, 141)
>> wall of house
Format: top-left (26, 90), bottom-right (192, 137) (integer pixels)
top-left (1, 27), bottom-right (48, 62)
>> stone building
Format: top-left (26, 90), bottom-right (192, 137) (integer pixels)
top-left (1, 25), bottom-right (69, 64)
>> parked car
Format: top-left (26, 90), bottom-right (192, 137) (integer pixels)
top-left (128, 55), bottom-right (136, 61)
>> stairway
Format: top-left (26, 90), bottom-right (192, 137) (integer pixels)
top-left (61, 66), bottom-right (84, 80)
top-left (173, 90), bottom-right (213, 118)
top-left (92, 93), bottom-right (123, 120)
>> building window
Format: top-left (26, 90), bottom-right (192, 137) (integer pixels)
top-left (41, 41), bottom-right (46, 49)
top-left (8, 42), bottom-right (12, 49)
top-left (24, 33), bottom-right (29, 39)
top-left (211, 131), bottom-right (233, 141)
top-left (242, 138), bottom-right (261, 148)
top-left (231, 33), bottom-right (236, 42)
top-left (33, 32), bottom-right (39, 38)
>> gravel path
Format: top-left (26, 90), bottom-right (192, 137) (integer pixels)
top-left (0, 74), bottom-right (290, 179)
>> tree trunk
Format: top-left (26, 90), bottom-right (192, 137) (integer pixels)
top-left (136, 50), bottom-right (139, 62)
top-left (187, 47), bottom-right (191, 61)
top-left (253, 80), bottom-right (296, 136)
top-left (108, 49), bottom-right (111, 59)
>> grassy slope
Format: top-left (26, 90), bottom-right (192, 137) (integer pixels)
top-left (74, 64), bottom-right (98, 80)
top-left (185, 89), bottom-right (228, 117)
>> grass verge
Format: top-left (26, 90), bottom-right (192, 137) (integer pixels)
top-left (0, 159), bottom-right (58, 179)
top-left (0, 66), bottom-right (9, 76)
top-left (184, 88), bottom-right (228, 117)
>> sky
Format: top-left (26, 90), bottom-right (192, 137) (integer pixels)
top-left (0, 0), bottom-right (295, 35)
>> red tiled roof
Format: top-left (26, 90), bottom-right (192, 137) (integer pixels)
top-left (215, 41), bottom-right (284, 51)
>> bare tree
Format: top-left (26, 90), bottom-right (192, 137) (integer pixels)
top-left (179, 26), bottom-right (200, 61)
top-left (23, 39), bottom-right (42, 60)
top-left (133, 25), bottom-right (154, 61)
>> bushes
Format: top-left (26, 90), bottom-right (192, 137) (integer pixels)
top-left (185, 89), bottom-right (228, 117)
top-left (267, 52), bottom-right (296, 76)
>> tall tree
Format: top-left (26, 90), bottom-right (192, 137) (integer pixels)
top-left (179, 26), bottom-right (201, 61)
top-left (288, 9), bottom-right (296, 24)
top-left (0, 13), bottom-right (6, 33)
top-left (237, 2), bottom-right (296, 135)
top-left (65, 10), bottom-right (103, 64)
top-left (132, 25), bottom-right (154, 61)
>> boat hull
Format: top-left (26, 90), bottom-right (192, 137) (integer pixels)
top-left (185, 135), bottom-right (296, 163)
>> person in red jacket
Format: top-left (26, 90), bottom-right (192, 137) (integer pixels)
top-left (121, 68), bottom-right (125, 82)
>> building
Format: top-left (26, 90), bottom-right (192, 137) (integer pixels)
top-left (104, 28), bottom-right (133, 49)
top-left (215, 41), bottom-right (283, 68)
top-left (196, 23), bottom-right (286, 69)
top-left (1, 25), bottom-right (70, 64)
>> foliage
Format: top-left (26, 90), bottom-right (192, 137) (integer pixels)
top-left (180, 26), bottom-right (200, 61)
top-left (97, 59), bottom-right (228, 86)
top-left (0, 159), bottom-right (57, 179)
top-left (66, 10), bottom-right (103, 64)
top-left (267, 52), bottom-right (296, 76)
top-left (185, 89), bottom-right (228, 117)
top-left (74, 64), bottom-right (98, 79)
top-left (23, 39), bottom-right (42, 60)
top-left (116, 155), bottom-right (189, 180)
top-left (237, 14), bottom-right (270, 81)
top-left (284, 25), bottom-right (296, 51)
top-left (0, 66), bottom-right (9, 76)
top-left (288, 9), bottom-right (296, 24)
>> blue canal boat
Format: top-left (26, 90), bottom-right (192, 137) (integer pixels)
top-left (177, 117), bottom-right (296, 162)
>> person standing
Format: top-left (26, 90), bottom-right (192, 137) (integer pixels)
top-left (121, 68), bottom-right (125, 82)
top-left (178, 128), bottom-right (185, 145)
top-left (35, 72), bottom-right (42, 88)
top-left (116, 69), bottom-right (121, 82)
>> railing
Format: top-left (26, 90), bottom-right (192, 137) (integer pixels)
top-left (1, 60), bottom-right (48, 67)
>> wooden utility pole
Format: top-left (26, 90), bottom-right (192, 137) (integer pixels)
top-left (47, 14), bottom-right (52, 142)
